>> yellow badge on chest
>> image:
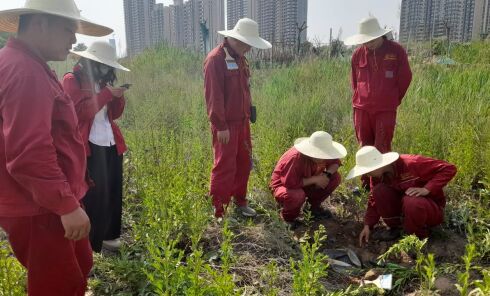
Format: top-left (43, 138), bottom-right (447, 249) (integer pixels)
top-left (384, 54), bottom-right (397, 61)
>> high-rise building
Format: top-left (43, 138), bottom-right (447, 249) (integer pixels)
top-left (124, 0), bottom-right (175, 56)
top-left (275, 0), bottom-right (308, 46)
top-left (124, 0), bottom-right (153, 56)
top-left (151, 3), bottom-right (165, 46)
top-left (474, 0), bottom-right (490, 38)
top-left (225, 0), bottom-right (308, 47)
top-left (399, 0), bottom-right (488, 43)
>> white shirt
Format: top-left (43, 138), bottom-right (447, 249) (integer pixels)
top-left (89, 84), bottom-right (115, 147)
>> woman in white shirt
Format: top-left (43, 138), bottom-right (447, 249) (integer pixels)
top-left (63, 41), bottom-right (130, 252)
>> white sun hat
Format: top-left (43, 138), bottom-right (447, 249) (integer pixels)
top-left (294, 131), bottom-right (347, 160)
top-left (218, 18), bottom-right (272, 49)
top-left (71, 41), bottom-right (130, 72)
top-left (343, 16), bottom-right (392, 46)
top-left (346, 146), bottom-right (399, 180)
top-left (0, 0), bottom-right (113, 37)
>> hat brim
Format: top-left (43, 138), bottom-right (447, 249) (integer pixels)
top-left (346, 152), bottom-right (399, 180)
top-left (218, 29), bottom-right (272, 49)
top-left (343, 28), bottom-right (392, 46)
top-left (294, 137), bottom-right (347, 160)
top-left (0, 8), bottom-right (113, 37)
top-left (70, 50), bottom-right (130, 72)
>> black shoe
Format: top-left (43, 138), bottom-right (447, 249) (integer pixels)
top-left (352, 187), bottom-right (362, 197)
top-left (285, 217), bottom-right (304, 230)
top-left (311, 207), bottom-right (333, 220)
top-left (371, 228), bottom-right (401, 241)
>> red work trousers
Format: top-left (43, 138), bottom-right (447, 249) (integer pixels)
top-left (273, 173), bottom-right (341, 222)
top-left (354, 108), bottom-right (397, 188)
top-left (371, 184), bottom-right (444, 238)
top-left (0, 213), bottom-right (93, 296)
top-left (210, 122), bottom-right (252, 217)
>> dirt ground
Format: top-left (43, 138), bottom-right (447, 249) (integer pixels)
top-left (201, 197), bottom-right (471, 295)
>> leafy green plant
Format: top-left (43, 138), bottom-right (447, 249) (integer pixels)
top-left (377, 235), bottom-right (427, 265)
top-left (469, 269), bottom-right (490, 296)
top-left (290, 225), bottom-right (329, 295)
top-left (0, 241), bottom-right (25, 296)
top-left (456, 244), bottom-right (477, 296)
top-left (259, 261), bottom-right (280, 296)
top-left (417, 253), bottom-right (437, 293)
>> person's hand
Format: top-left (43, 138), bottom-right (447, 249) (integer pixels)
top-left (61, 207), bottom-right (91, 241)
top-left (359, 225), bottom-right (371, 247)
top-left (107, 86), bottom-right (126, 98)
top-left (217, 130), bottom-right (230, 144)
top-left (314, 174), bottom-right (330, 189)
top-left (405, 187), bottom-right (430, 197)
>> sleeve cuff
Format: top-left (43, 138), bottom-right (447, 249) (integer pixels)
top-left (54, 197), bottom-right (80, 216)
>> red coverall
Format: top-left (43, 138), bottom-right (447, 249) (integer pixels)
top-left (351, 39), bottom-right (412, 153)
top-left (204, 40), bottom-right (253, 217)
top-left (364, 155), bottom-right (457, 238)
top-left (270, 148), bottom-right (341, 222)
top-left (63, 66), bottom-right (127, 156)
top-left (0, 38), bottom-right (92, 295)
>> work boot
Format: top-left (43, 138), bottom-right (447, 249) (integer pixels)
top-left (237, 205), bottom-right (257, 217)
top-left (102, 239), bottom-right (122, 251)
top-left (371, 228), bottom-right (401, 241)
top-left (285, 217), bottom-right (304, 230)
top-left (311, 207), bottom-right (333, 220)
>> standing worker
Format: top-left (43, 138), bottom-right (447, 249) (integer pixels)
top-left (344, 17), bottom-right (412, 189)
top-left (63, 41), bottom-right (130, 252)
top-left (203, 18), bottom-right (271, 218)
top-left (0, 0), bottom-right (112, 294)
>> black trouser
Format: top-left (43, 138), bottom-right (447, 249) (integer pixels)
top-left (83, 143), bottom-right (123, 252)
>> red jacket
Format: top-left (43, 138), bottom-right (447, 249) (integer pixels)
top-left (203, 40), bottom-right (251, 131)
top-left (364, 154), bottom-right (457, 227)
top-left (0, 38), bottom-right (87, 217)
top-left (270, 147), bottom-right (341, 190)
top-left (351, 39), bottom-right (412, 112)
top-left (62, 67), bottom-right (127, 156)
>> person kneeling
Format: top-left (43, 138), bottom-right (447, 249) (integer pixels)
top-left (270, 131), bottom-right (347, 226)
top-left (346, 146), bottom-right (457, 247)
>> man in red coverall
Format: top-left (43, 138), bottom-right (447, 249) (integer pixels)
top-left (344, 17), bottom-right (412, 189)
top-left (204, 18), bottom-right (271, 218)
top-left (270, 132), bottom-right (347, 226)
top-left (0, 1), bottom-right (112, 295)
top-left (346, 146), bottom-right (457, 247)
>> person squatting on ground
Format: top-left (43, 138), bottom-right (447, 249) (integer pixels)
top-left (0, 0), bottom-right (112, 295)
top-left (63, 41), bottom-right (130, 252)
top-left (344, 17), bottom-right (412, 188)
top-left (346, 146), bottom-right (457, 247)
top-left (203, 18), bottom-right (272, 218)
top-left (270, 131), bottom-right (347, 226)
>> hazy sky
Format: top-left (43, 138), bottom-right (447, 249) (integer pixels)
top-left (0, 0), bottom-right (401, 55)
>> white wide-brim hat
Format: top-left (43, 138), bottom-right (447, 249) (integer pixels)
top-left (71, 41), bottom-right (130, 72)
top-left (218, 18), bottom-right (272, 50)
top-left (0, 0), bottom-right (112, 37)
top-left (344, 16), bottom-right (392, 46)
top-left (346, 146), bottom-right (399, 180)
top-left (294, 131), bottom-right (347, 160)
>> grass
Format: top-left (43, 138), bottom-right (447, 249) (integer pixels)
top-left (0, 42), bottom-right (489, 294)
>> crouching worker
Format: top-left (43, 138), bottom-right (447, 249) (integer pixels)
top-left (346, 146), bottom-right (457, 247)
top-left (270, 131), bottom-right (347, 225)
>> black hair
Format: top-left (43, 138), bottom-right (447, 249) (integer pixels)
top-left (18, 14), bottom-right (34, 33)
top-left (76, 58), bottom-right (117, 86)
